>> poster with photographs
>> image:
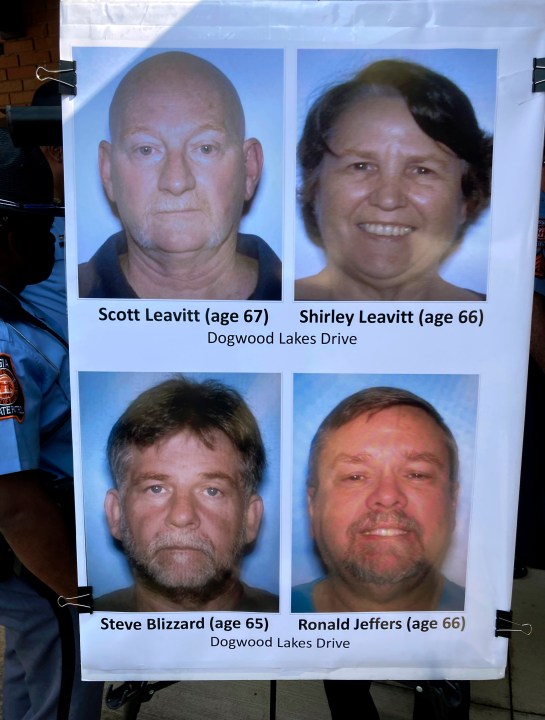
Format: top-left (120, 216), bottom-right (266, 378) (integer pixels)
top-left (60, 0), bottom-right (545, 680)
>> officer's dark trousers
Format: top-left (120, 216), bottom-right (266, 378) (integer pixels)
top-left (323, 679), bottom-right (471, 720)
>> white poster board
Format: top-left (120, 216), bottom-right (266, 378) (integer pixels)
top-left (60, 0), bottom-right (545, 680)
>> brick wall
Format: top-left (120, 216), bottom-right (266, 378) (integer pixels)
top-left (0, 0), bottom-right (60, 108)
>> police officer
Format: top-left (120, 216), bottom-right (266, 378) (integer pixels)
top-left (0, 129), bottom-right (102, 719)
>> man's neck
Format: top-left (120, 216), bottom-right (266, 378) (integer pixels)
top-left (313, 571), bottom-right (446, 613)
top-left (133, 577), bottom-right (245, 612)
top-left (121, 234), bottom-right (258, 300)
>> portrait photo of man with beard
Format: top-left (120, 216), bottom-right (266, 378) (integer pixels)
top-left (79, 372), bottom-right (280, 612)
top-left (291, 376), bottom-right (476, 613)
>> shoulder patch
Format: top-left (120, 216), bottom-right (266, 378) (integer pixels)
top-left (537, 217), bottom-right (545, 279)
top-left (0, 354), bottom-right (25, 423)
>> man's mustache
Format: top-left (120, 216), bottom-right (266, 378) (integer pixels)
top-left (145, 532), bottom-right (216, 558)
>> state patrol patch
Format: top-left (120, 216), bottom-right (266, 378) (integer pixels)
top-left (0, 354), bottom-right (24, 423)
top-left (537, 219), bottom-right (545, 279)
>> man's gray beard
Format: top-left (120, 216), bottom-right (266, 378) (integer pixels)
top-left (338, 511), bottom-right (432, 586)
top-left (119, 517), bottom-right (246, 605)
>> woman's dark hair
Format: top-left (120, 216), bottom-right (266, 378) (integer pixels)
top-left (298, 59), bottom-right (493, 246)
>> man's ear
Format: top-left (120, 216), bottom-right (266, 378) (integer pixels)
top-left (450, 481), bottom-right (459, 511)
top-left (447, 481), bottom-right (459, 532)
top-left (242, 138), bottom-right (263, 202)
top-left (244, 494), bottom-right (264, 545)
top-left (104, 488), bottom-right (122, 541)
top-left (307, 486), bottom-right (316, 537)
top-left (98, 140), bottom-right (115, 203)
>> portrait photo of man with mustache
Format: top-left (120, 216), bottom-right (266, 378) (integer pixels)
top-left (291, 380), bottom-right (475, 613)
top-left (89, 374), bottom-right (279, 612)
top-left (76, 49), bottom-right (282, 300)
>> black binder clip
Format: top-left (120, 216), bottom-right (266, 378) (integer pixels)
top-left (532, 58), bottom-right (545, 92)
top-left (35, 60), bottom-right (77, 96)
top-left (495, 609), bottom-right (532, 637)
top-left (58, 586), bottom-right (94, 614)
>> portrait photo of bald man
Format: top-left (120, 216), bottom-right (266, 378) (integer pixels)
top-left (73, 48), bottom-right (283, 300)
top-left (291, 374), bottom-right (477, 613)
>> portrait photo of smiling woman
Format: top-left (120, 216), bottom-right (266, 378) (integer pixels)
top-left (295, 50), bottom-right (495, 302)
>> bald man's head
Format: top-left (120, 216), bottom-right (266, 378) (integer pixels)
top-left (98, 51), bottom-right (263, 261)
top-left (109, 52), bottom-right (246, 144)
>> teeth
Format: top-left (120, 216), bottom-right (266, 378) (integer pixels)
top-left (364, 528), bottom-right (407, 537)
top-left (361, 223), bottom-right (413, 237)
